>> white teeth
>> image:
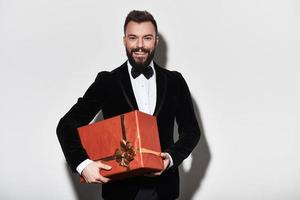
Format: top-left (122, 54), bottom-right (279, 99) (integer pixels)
top-left (134, 52), bottom-right (146, 55)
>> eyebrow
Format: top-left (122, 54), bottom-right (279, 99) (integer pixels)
top-left (143, 34), bottom-right (154, 37)
top-left (126, 34), bottom-right (154, 37)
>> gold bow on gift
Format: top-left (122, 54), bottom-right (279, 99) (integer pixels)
top-left (111, 114), bottom-right (160, 168)
top-left (114, 139), bottom-right (136, 167)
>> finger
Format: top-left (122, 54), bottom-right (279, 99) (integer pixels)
top-left (82, 175), bottom-right (96, 184)
top-left (164, 158), bottom-right (170, 165)
top-left (160, 152), bottom-right (169, 159)
top-left (91, 179), bottom-right (102, 184)
top-left (152, 171), bottom-right (162, 176)
top-left (85, 177), bottom-right (99, 184)
top-left (96, 161), bottom-right (112, 170)
top-left (96, 175), bottom-right (111, 183)
top-left (101, 164), bottom-right (112, 171)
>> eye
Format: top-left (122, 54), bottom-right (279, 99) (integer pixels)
top-left (144, 36), bottom-right (153, 41)
top-left (128, 36), bottom-right (137, 40)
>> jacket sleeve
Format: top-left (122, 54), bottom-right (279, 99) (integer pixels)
top-left (56, 72), bottom-right (109, 172)
top-left (166, 72), bottom-right (201, 170)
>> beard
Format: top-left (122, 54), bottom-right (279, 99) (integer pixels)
top-left (126, 47), bottom-right (155, 72)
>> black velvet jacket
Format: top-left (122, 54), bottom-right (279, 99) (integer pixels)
top-left (56, 62), bottom-right (200, 199)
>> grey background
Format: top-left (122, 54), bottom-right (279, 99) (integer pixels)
top-left (1, 0), bottom-right (299, 199)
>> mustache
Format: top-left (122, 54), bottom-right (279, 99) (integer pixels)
top-left (131, 47), bottom-right (150, 54)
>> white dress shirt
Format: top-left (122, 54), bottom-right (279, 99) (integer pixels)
top-left (76, 61), bottom-right (173, 174)
top-left (127, 61), bottom-right (157, 115)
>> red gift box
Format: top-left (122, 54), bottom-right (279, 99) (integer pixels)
top-left (77, 110), bottom-right (164, 182)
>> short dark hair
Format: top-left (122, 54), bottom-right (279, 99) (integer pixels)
top-left (124, 10), bottom-right (158, 35)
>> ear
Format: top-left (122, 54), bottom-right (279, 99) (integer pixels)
top-left (155, 35), bottom-right (159, 47)
top-left (123, 35), bottom-right (126, 46)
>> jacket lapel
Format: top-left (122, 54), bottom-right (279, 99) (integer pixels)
top-left (153, 62), bottom-right (167, 116)
top-left (116, 62), bottom-right (139, 111)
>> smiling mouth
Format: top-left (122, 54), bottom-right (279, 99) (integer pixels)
top-left (133, 51), bottom-right (148, 57)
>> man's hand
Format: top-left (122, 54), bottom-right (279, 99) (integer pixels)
top-left (145, 152), bottom-right (170, 177)
top-left (81, 161), bottom-right (112, 184)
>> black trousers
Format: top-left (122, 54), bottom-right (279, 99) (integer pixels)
top-left (103, 176), bottom-right (176, 200)
top-left (104, 188), bottom-right (175, 200)
top-left (135, 187), bottom-right (176, 200)
top-left (134, 187), bottom-right (159, 200)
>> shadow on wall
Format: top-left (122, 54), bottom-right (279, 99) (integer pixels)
top-left (156, 34), bottom-right (211, 199)
top-left (154, 33), bottom-right (168, 67)
top-left (65, 33), bottom-right (210, 200)
top-left (179, 97), bottom-right (211, 200)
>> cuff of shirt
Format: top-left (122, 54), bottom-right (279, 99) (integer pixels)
top-left (165, 153), bottom-right (174, 169)
top-left (76, 159), bottom-right (93, 175)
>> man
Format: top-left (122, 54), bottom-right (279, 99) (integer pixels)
top-left (57, 10), bottom-right (200, 200)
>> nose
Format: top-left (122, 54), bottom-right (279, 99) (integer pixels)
top-left (137, 38), bottom-right (144, 48)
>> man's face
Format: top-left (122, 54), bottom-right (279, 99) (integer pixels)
top-left (123, 21), bottom-right (158, 71)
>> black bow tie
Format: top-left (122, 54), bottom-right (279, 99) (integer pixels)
top-left (131, 66), bottom-right (154, 79)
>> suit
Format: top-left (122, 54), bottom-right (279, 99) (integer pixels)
top-left (56, 62), bottom-right (201, 199)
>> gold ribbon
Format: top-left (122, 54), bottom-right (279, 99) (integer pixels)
top-left (98, 114), bottom-right (161, 168)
